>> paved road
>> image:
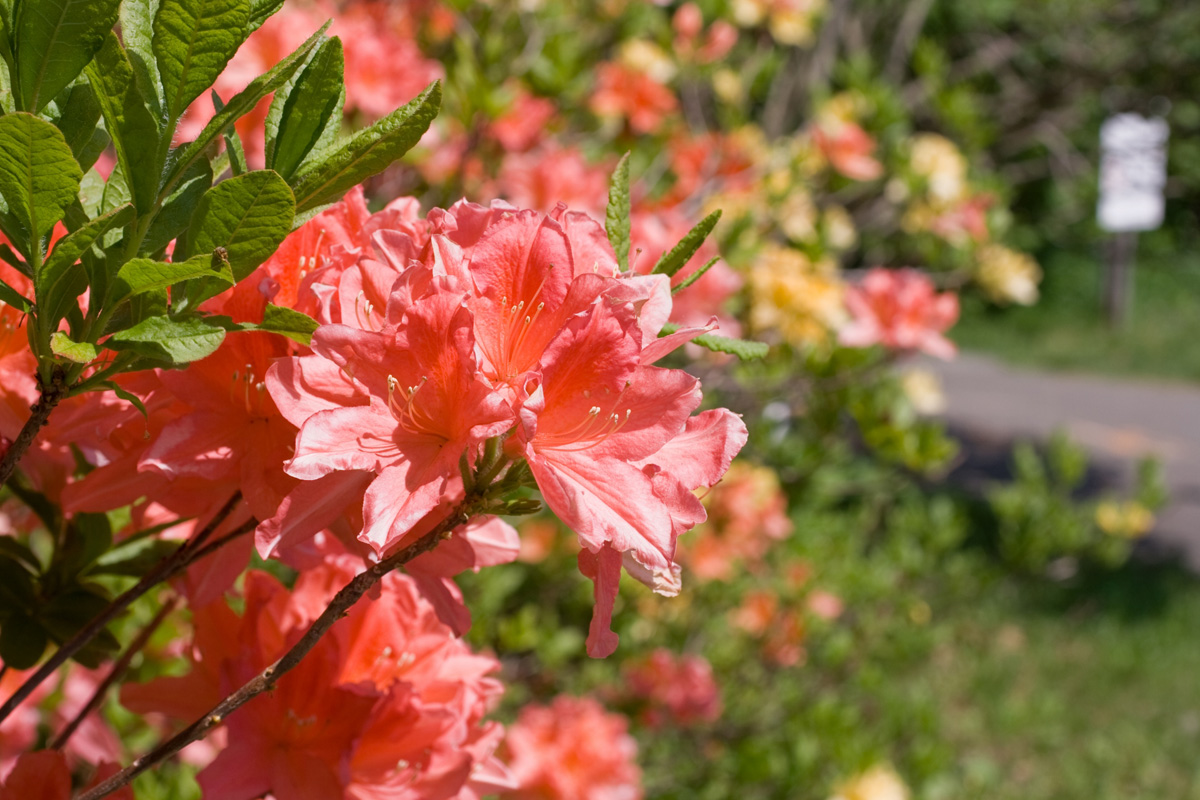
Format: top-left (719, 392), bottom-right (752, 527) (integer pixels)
top-left (919, 352), bottom-right (1200, 568)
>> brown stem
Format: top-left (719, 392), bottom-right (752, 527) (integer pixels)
top-left (0, 493), bottom-right (245, 726)
top-left (48, 598), bottom-right (179, 751)
top-left (0, 367), bottom-right (68, 490)
top-left (75, 506), bottom-right (467, 800)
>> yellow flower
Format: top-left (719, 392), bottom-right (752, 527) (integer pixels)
top-left (975, 244), bottom-right (1041, 305)
top-left (909, 133), bottom-right (967, 204)
top-left (713, 69), bottom-right (745, 105)
top-left (822, 204), bottom-right (857, 251)
top-left (1095, 500), bottom-right (1155, 539)
top-left (618, 39), bottom-right (676, 84)
top-left (899, 369), bottom-right (946, 416)
top-left (778, 189), bottom-right (819, 242)
top-left (749, 245), bottom-right (846, 349)
top-left (829, 765), bottom-right (910, 800)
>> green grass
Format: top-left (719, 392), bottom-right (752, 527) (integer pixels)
top-left (924, 561), bottom-right (1200, 799)
top-left (953, 248), bottom-right (1200, 382)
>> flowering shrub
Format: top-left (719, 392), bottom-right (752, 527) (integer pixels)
top-left (0, 1), bottom-right (1165, 799)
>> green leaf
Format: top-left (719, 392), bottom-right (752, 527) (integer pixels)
top-left (106, 314), bottom-right (226, 363)
top-left (110, 252), bottom-right (233, 303)
top-left (91, 538), bottom-right (180, 577)
top-left (49, 331), bottom-right (98, 363)
top-left (0, 278), bottom-right (29, 311)
top-left (0, 555), bottom-right (37, 610)
top-left (180, 169), bottom-right (294, 281)
top-left (605, 152), bottom-right (631, 272)
top-left (13, 0), bottom-right (122, 113)
top-left (0, 612), bottom-right (46, 669)
top-left (153, 0), bottom-right (250, 120)
top-left (0, 112), bottom-right (83, 242)
top-left (291, 80), bottom-right (441, 214)
top-left (253, 303), bottom-right (319, 345)
top-left (47, 81), bottom-right (107, 169)
top-left (651, 210), bottom-right (722, 279)
top-left (38, 202), bottom-right (134, 330)
top-left (248, 0), bottom-right (283, 32)
top-left (658, 322), bottom-right (769, 360)
top-left (119, 0), bottom-right (166, 117)
top-left (164, 20), bottom-right (330, 197)
top-left (86, 33), bottom-right (162, 213)
top-left (59, 512), bottom-right (113, 575)
top-left (0, 537), bottom-right (40, 572)
top-left (99, 379), bottom-right (148, 417)
top-left (267, 36), bottom-right (343, 181)
top-left (41, 586), bottom-right (118, 667)
top-left (672, 255), bottom-right (720, 294)
top-left (141, 155), bottom-right (212, 255)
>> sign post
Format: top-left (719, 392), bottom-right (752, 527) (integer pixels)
top-left (1096, 113), bottom-right (1169, 327)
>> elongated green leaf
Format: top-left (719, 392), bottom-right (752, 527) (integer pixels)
top-left (672, 256), bottom-right (720, 294)
top-left (92, 538), bottom-right (180, 577)
top-left (110, 252), bottom-right (232, 303)
top-left (180, 170), bottom-right (294, 281)
top-left (141, 155), bottom-right (212, 255)
top-left (651, 210), bottom-right (722, 279)
top-left (268, 36), bottom-right (343, 181)
top-left (248, 0), bottom-right (283, 32)
top-left (48, 82), bottom-right (105, 168)
top-left (0, 112), bottom-right (82, 243)
top-left (106, 314), bottom-right (226, 363)
top-left (291, 81), bottom-right (441, 213)
top-left (0, 279), bottom-right (29, 311)
top-left (13, 0), bottom-right (121, 112)
top-left (0, 612), bottom-right (46, 669)
top-left (164, 21), bottom-right (330, 197)
top-left (153, 0), bottom-right (249, 120)
top-left (658, 322), bottom-right (768, 360)
top-left (605, 152), bottom-right (631, 272)
top-left (120, 0), bottom-right (166, 117)
top-left (49, 331), bottom-right (98, 363)
top-left (38, 202), bottom-right (134, 329)
top-left (86, 33), bottom-right (162, 213)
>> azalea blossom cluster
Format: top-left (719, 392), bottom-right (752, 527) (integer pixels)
top-left (122, 563), bottom-right (511, 800)
top-left (0, 180), bottom-right (744, 796)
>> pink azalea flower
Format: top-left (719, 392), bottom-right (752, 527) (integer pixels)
top-left (838, 268), bottom-right (959, 359)
top-left (812, 120), bottom-right (884, 181)
top-left (494, 145), bottom-right (611, 219)
top-left (490, 90), bottom-right (558, 153)
top-left (682, 461), bottom-right (792, 582)
top-left (274, 287), bottom-right (514, 556)
top-left (590, 62), bottom-right (678, 135)
top-left (122, 567), bottom-right (505, 800)
top-left (501, 696), bottom-right (642, 800)
top-left (267, 201), bottom-right (746, 655)
top-left (624, 648), bottom-right (722, 727)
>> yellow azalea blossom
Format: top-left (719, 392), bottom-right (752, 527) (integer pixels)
top-left (909, 133), bottom-right (968, 204)
top-left (975, 243), bottom-right (1042, 305)
top-left (1095, 500), bottom-right (1156, 539)
top-left (829, 764), bottom-right (910, 800)
top-left (749, 245), bottom-right (846, 349)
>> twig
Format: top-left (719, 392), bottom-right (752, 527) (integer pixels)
top-left (75, 505), bottom-right (470, 800)
top-left (0, 367), bottom-right (68, 491)
top-left (0, 493), bottom-right (245, 725)
top-left (885, 0), bottom-right (934, 81)
top-left (48, 598), bottom-right (179, 750)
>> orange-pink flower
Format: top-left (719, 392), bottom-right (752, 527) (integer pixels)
top-left (623, 648), bottom-right (722, 727)
top-left (122, 566), bottom-right (507, 800)
top-left (590, 62), bottom-right (678, 134)
top-left (501, 696), bottom-right (641, 800)
top-left (812, 120), bottom-right (884, 181)
top-left (839, 268), bottom-right (959, 359)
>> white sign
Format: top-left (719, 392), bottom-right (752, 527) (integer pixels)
top-left (1097, 113), bottom-right (1169, 233)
